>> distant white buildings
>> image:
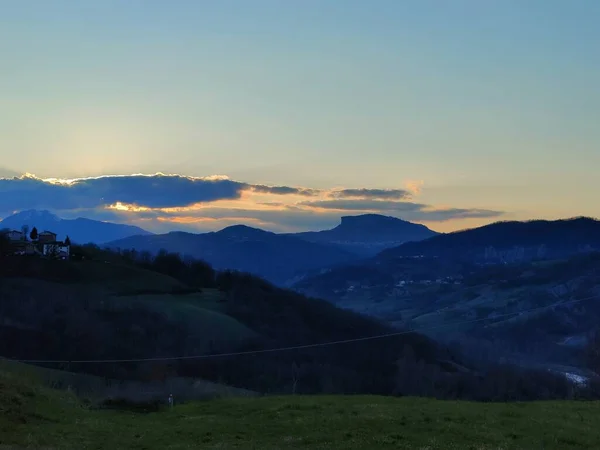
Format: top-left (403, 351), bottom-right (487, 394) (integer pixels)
top-left (1, 228), bottom-right (70, 260)
top-left (42, 242), bottom-right (70, 260)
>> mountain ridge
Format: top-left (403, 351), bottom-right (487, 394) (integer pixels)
top-left (107, 225), bottom-right (360, 285)
top-left (0, 209), bottom-right (152, 244)
top-left (379, 216), bottom-right (600, 262)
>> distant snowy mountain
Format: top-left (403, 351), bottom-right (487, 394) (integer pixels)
top-left (0, 210), bottom-right (152, 244)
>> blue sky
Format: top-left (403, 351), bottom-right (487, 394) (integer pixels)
top-left (1, 1), bottom-right (598, 233)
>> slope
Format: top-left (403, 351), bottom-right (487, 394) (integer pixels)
top-left (0, 250), bottom-right (463, 398)
top-left (381, 217), bottom-right (600, 263)
top-left (3, 246), bottom-right (583, 401)
top-left (1, 367), bottom-right (599, 449)
top-left (294, 249), bottom-right (600, 375)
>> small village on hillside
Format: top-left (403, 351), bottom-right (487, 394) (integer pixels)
top-left (0, 226), bottom-right (71, 260)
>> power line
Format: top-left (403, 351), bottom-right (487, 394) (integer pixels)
top-left (7, 293), bottom-right (599, 365)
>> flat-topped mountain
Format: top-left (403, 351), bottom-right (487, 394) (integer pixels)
top-left (289, 214), bottom-right (438, 256)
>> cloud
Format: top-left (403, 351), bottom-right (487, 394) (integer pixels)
top-left (404, 180), bottom-right (424, 196)
top-left (329, 188), bottom-right (411, 200)
top-left (0, 172), bottom-right (505, 231)
top-left (0, 173), bottom-right (245, 211)
top-left (299, 199), bottom-right (503, 222)
top-left (302, 199), bottom-right (425, 212)
top-left (250, 184), bottom-right (319, 196)
top-left (96, 205), bottom-right (350, 234)
top-left (0, 173), bottom-right (322, 212)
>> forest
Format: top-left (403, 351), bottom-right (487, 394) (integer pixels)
top-left (0, 236), bottom-right (599, 401)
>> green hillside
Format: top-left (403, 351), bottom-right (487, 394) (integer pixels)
top-left (1, 366), bottom-right (599, 449)
top-left (0, 248), bottom-right (593, 403)
top-left (0, 256), bottom-right (187, 293)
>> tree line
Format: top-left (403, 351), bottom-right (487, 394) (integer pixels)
top-left (1, 243), bottom-right (599, 401)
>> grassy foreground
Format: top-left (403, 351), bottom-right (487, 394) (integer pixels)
top-left (2, 369), bottom-right (600, 449)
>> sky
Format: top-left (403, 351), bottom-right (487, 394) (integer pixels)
top-left (1, 0), bottom-right (598, 233)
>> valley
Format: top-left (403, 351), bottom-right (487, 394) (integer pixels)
top-left (0, 216), bottom-right (600, 399)
top-left (294, 251), bottom-right (600, 382)
top-left (3, 5), bottom-right (599, 445)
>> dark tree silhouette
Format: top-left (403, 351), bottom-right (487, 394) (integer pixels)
top-left (30, 227), bottom-right (38, 241)
top-left (65, 236), bottom-right (71, 246)
top-left (0, 232), bottom-right (11, 257)
top-left (585, 329), bottom-right (600, 375)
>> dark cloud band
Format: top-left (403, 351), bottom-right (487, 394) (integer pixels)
top-left (330, 188), bottom-right (411, 200)
top-left (0, 173), bottom-right (504, 226)
top-left (250, 184), bottom-right (319, 196)
top-left (299, 199), bottom-right (503, 221)
top-left (0, 174), bottom-right (245, 210)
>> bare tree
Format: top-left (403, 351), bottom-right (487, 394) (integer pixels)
top-left (291, 361), bottom-right (300, 394)
top-left (21, 225), bottom-right (29, 241)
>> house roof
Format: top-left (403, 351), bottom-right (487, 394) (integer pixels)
top-left (39, 231), bottom-right (57, 235)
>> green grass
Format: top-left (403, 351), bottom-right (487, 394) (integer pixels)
top-left (73, 260), bottom-right (187, 293)
top-left (2, 275), bottom-right (256, 356)
top-left (0, 359), bottom-right (258, 404)
top-left (0, 257), bottom-right (187, 294)
top-left (2, 368), bottom-right (600, 449)
top-left (113, 290), bottom-right (257, 348)
top-left (118, 289), bottom-right (228, 313)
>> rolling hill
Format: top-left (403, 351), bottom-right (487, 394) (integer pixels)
top-left (379, 217), bottom-right (600, 263)
top-left (289, 214), bottom-right (438, 256)
top-left (0, 249), bottom-right (470, 399)
top-left (107, 225), bottom-right (360, 285)
top-left (292, 218), bottom-right (600, 378)
top-left (294, 246), bottom-right (600, 380)
top-left (0, 209), bottom-right (152, 244)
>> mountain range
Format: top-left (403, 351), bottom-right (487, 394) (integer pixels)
top-left (107, 214), bottom-right (439, 284)
top-left (5, 209), bottom-right (600, 291)
top-left (108, 225), bottom-right (360, 285)
top-left (0, 210), bottom-right (152, 244)
top-left (292, 216), bottom-right (600, 301)
top-left (3, 208), bottom-right (600, 378)
top-left (379, 217), bottom-right (600, 263)
top-left (1, 210), bottom-right (437, 284)
top-left (295, 216), bottom-right (600, 300)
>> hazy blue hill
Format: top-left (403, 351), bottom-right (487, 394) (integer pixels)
top-left (107, 225), bottom-right (360, 285)
top-left (0, 209), bottom-right (152, 244)
top-left (290, 214), bottom-right (438, 256)
top-left (379, 217), bottom-right (600, 262)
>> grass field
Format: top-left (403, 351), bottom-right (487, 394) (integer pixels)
top-left (112, 290), bottom-right (257, 349)
top-left (1, 273), bottom-right (257, 357)
top-left (72, 260), bottom-right (188, 293)
top-left (2, 366), bottom-right (600, 449)
top-left (116, 289), bottom-right (228, 313)
top-left (0, 359), bottom-right (258, 404)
